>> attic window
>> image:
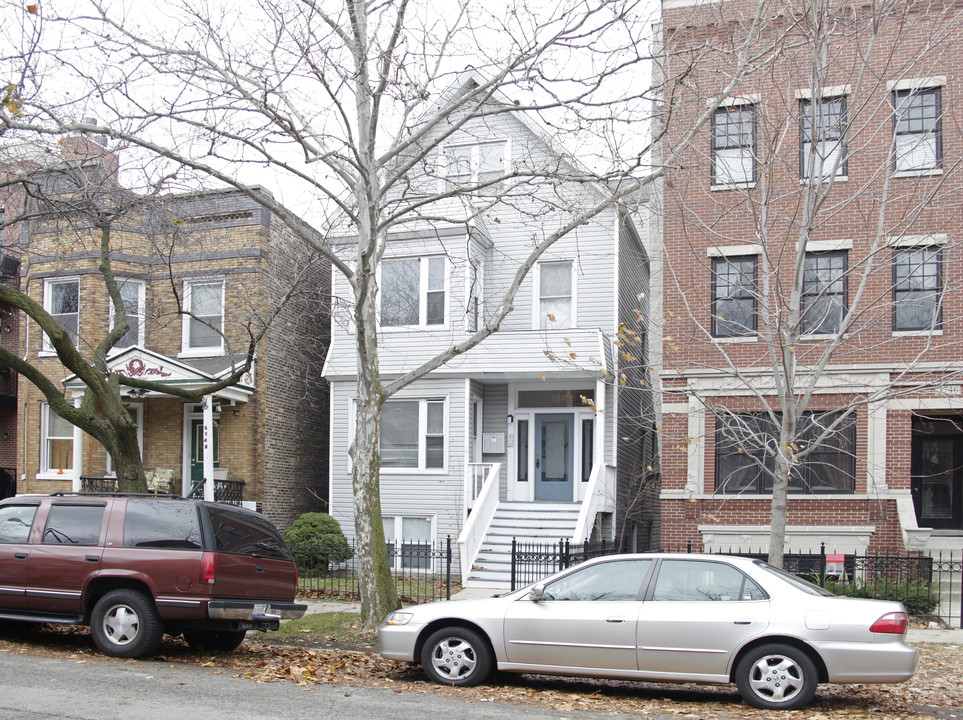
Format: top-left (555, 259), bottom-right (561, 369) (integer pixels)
top-left (443, 140), bottom-right (508, 188)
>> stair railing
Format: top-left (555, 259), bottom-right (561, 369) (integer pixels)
top-left (456, 462), bottom-right (501, 583)
top-left (572, 463), bottom-right (616, 542)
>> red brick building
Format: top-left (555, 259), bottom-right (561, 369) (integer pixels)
top-left (653, 0), bottom-right (963, 557)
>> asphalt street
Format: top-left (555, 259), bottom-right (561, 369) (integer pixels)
top-left (0, 651), bottom-right (668, 720)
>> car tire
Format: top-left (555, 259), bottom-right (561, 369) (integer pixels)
top-left (420, 627), bottom-right (493, 687)
top-left (183, 629), bottom-right (247, 652)
top-left (735, 643), bottom-right (818, 710)
top-left (90, 589), bottom-right (164, 659)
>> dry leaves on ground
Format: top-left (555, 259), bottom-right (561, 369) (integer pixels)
top-left (2, 625), bottom-right (960, 720)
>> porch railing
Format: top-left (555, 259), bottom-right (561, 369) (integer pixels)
top-left (80, 475), bottom-right (246, 505)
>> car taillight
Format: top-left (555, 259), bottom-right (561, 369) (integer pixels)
top-left (200, 552), bottom-right (216, 585)
top-left (870, 611), bottom-right (908, 634)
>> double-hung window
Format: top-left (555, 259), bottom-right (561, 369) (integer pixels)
top-left (43, 279), bottom-right (79, 351)
top-left (110, 279), bottom-right (145, 349)
top-left (893, 246), bottom-right (942, 331)
top-left (380, 398), bottom-right (446, 470)
top-left (712, 104), bottom-right (756, 185)
top-left (182, 280), bottom-right (224, 354)
top-left (444, 140), bottom-right (508, 188)
top-left (800, 96), bottom-right (847, 179)
top-left (41, 404), bottom-right (74, 474)
top-left (893, 86), bottom-right (942, 172)
top-left (381, 256), bottom-right (446, 327)
top-left (715, 412), bottom-right (856, 494)
top-left (801, 251), bottom-right (847, 335)
top-left (711, 256), bottom-right (757, 338)
top-left (538, 260), bottom-right (573, 329)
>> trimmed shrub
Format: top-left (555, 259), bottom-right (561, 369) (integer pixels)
top-left (284, 513), bottom-right (352, 577)
top-left (823, 577), bottom-right (939, 616)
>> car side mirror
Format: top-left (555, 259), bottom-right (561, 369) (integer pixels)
top-left (529, 583), bottom-right (545, 602)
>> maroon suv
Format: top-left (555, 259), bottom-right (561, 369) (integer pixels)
top-left (0, 493), bottom-right (306, 657)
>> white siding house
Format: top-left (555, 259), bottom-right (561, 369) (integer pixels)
top-left (323, 77), bottom-right (653, 587)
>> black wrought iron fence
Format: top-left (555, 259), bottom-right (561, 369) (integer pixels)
top-left (509, 538), bottom-right (963, 628)
top-left (290, 536), bottom-right (457, 605)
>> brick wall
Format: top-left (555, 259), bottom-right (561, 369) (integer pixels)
top-left (655, 0), bottom-right (963, 552)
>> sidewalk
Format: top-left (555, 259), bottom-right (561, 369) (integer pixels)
top-left (298, 595), bottom-right (963, 643)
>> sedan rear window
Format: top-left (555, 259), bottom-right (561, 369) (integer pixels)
top-left (207, 505), bottom-right (292, 560)
top-left (124, 499), bottom-right (202, 550)
top-left (754, 561), bottom-right (837, 597)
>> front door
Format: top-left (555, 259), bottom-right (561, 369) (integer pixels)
top-left (912, 423), bottom-right (963, 531)
top-left (189, 418), bottom-right (219, 489)
top-left (534, 413), bottom-right (573, 501)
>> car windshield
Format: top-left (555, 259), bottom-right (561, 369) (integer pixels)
top-left (753, 560), bottom-right (837, 597)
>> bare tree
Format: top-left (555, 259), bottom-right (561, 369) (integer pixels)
top-left (0, 139), bottom-right (309, 491)
top-left (654, 0), bottom-right (963, 567)
top-left (1, 0), bottom-right (781, 624)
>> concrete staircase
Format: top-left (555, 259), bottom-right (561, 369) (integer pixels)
top-left (465, 501), bottom-right (580, 589)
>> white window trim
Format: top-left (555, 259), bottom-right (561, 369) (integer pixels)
top-left (887, 76), bottom-right (946, 92)
top-left (806, 239), bottom-right (853, 253)
top-left (41, 277), bottom-right (80, 356)
top-left (109, 279), bottom-right (146, 349)
top-left (889, 233), bottom-right (948, 248)
top-left (438, 138), bottom-right (512, 189)
top-left (795, 85), bottom-right (852, 100)
top-left (708, 94), bottom-right (761, 108)
top-left (382, 514), bottom-right (436, 573)
top-left (706, 244), bottom-right (762, 257)
top-left (534, 259), bottom-right (577, 330)
top-left (466, 256), bottom-right (484, 332)
top-left (39, 403), bottom-right (73, 478)
top-left (374, 396), bottom-right (450, 474)
top-left (378, 255), bottom-right (450, 330)
top-left (180, 278), bottom-right (225, 357)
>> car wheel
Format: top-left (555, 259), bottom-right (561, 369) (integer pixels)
top-left (735, 643), bottom-right (818, 710)
top-left (183, 629), bottom-right (247, 652)
top-left (420, 627), bottom-right (492, 687)
top-left (90, 589), bottom-right (164, 659)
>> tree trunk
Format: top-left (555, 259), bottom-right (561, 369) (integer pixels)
top-left (351, 393), bottom-right (400, 626)
top-left (110, 412), bottom-right (147, 493)
top-left (768, 450), bottom-right (790, 568)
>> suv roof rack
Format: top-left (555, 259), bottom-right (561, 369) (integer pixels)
top-left (49, 492), bottom-right (187, 499)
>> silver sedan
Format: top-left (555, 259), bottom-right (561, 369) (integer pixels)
top-left (378, 554), bottom-right (919, 710)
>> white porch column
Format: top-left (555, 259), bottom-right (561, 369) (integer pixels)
top-left (71, 395), bottom-right (83, 493)
top-left (202, 395), bottom-right (215, 502)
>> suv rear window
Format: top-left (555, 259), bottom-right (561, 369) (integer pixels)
top-left (207, 505), bottom-right (292, 560)
top-left (43, 503), bottom-right (105, 545)
top-left (124, 499), bottom-right (203, 550)
top-left (0, 504), bottom-right (37, 543)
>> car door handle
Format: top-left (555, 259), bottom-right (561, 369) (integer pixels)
top-left (606, 617), bottom-right (628, 623)
top-left (85, 555), bottom-right (101, 563)
top-left (255, 566), bottom-right (264, 573)
top-left (14, 553), bottom-right (27, 560)
top-left (733, 619), bottom-right (753, 625)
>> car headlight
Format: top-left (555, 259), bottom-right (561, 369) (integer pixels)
top-left (384, 611), bottom-right (414, 626)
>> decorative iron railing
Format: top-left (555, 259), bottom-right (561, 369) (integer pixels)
top-left (290, 536), bottom-right (456, 605)
top-left (80, 475), bottom-right (245, 505)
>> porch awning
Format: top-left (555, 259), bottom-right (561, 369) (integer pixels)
top-left (62, 345), bottom-right (255, 403)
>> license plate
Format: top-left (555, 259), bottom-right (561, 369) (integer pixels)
top-left (254, 603), bottom-right (267, 615)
